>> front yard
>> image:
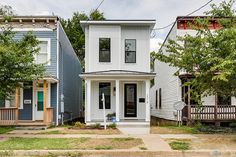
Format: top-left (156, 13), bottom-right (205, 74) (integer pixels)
top-left (0, 137), bottom-right (143, 150)
top-left (166, 134), bottom-right (236, 150)
top-left (37, 127), bottom-right (121, 135)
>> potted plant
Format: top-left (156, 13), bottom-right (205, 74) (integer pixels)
top-left (106, 112), bottom-right (116, 121)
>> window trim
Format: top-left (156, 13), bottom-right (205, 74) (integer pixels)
top-left (36, 38), bottom-right (51, 65)
top-left (125, 39), bottom-right (136, 63)
top-left (99, 82), bottom-right (111, 109)
top-left (99, 38), bottom-right (111, 63)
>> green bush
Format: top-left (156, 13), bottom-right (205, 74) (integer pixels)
top-left (229, 122), bottom-right (236, 128)
top-left (107, 123), bottom-right (116, 129)
top-left (169, 141), bottom-right (190, 150)
top-left (90, 123), bottom-right (101, 129)
top-left (74, 122), bottom-right (86, 129)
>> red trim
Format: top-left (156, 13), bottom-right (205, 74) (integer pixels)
top-left (177, 19), bottom-right (223, 30)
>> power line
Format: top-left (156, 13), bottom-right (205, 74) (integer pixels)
top-left (94, 0), bottom-right (105, 12)
top-left (152, 0), bottom-right (214, 31)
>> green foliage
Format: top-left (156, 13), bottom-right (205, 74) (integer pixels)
top-left (94, 145), bottom-right (113, 150)
top-left (151, 0), bottom-right (236, 103)
top-left (90, 123), bottom-right (101, 129)
top-left (74, 121), bottom-right (86, 129)
top-left (229, 122), bottom-right (236, 128)
top-left (60, 10), bottom-right (105, 70)
top-left (0, 127), bottom-right (14, 134)
top-left (0, 25), bottom-right (44, 99)
top-left (107, 123), bottom-right (116, 129)
top-left (169, 141), bottom-right (190, 150)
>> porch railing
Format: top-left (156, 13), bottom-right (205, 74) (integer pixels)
top-left (185, 105), bottom-right (236, 121)
top-left (0, 108), bottom-right (18, 125)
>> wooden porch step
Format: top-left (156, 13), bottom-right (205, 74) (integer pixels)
top-left (15, 121), bottom-right (48, 130)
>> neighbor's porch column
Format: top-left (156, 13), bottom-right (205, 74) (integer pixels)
top-left (86, 79), bottom-right (91, 122)
top-left (145, 80), bottom-right (150, 122)
top-left (115, 80), bottom-right (120, 122)
top-left (43, 80), bottom-right (47, 123)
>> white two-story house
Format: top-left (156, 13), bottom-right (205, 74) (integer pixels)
top-left (80, 20), bottom-right (156, 133)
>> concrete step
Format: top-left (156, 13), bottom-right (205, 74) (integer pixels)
top-left (15, 126), bottom-right (47, 130)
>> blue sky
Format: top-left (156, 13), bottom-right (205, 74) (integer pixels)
top-left (1, 0), bottom-right (233, 51)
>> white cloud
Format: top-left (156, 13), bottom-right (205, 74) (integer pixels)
top-left (150, 38), bottom-right (163, 52)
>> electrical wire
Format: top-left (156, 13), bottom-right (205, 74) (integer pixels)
top-left (152, 0), bottom-right (214, 31)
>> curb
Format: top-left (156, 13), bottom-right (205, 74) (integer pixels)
top-left (1, 150), bottom-right (236, 157)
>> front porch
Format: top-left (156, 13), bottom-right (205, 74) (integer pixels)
top-left (0, 79), bottom-right (56, 126)
top-left (81, 70), bottom-right (155, 125)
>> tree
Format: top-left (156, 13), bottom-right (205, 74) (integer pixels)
top-left (0, 26), bottom-right (44, 100)
top-left (60, 9), bottom-right (105, 70)
top-left (151, 0), bottom-right (236, 104)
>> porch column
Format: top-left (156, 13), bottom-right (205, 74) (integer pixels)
top-left (86, 79), bottom-right (91, 122)
top-left (145, 80), bottom-right (150, 122)
top-left (15, 87), bottom-right (19, 122)
top-left (43, 80), bottom-right (47, 123)
top-left (115, 80), bottom-right (120, 122)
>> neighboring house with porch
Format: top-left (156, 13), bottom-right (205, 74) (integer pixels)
top-left (80, 20), bottom-right (156, 133)
top-left (0, 16), bottom-right (82, 126)
top-left (150, 16), bottom-right (236, 125)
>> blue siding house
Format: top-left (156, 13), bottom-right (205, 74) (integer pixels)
top-left (0, 16), bottom-right (82, 126)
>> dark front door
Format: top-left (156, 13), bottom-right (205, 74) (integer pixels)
top-left (124, 84), bottom-right (137, 117)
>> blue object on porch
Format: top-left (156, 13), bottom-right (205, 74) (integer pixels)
top-left (112, 117), bottom-right (116, 123)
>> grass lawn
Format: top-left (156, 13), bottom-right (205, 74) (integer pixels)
top-left (151, 126), bottom-right (197, 134)
top-left (169, 141), bottom-right (190, 150)
top-left (0, 137), bottom-right (143, 150)
top-left (38, 128), bottom-right (121, 135)
top-left (166, 134), bottom-right (236, 151)
top-left (0, 127), bottom-right (14, 134)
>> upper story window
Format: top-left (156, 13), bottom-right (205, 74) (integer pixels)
top-left (125, 39), bottom-right (136, 63)
top-left (35, 39), bottom-right (51, 65)
top-left (99, 38), bottom-right (111, 62)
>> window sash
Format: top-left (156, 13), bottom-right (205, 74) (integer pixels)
top-left (125, 39), bottom-right (136, 63)
top-left (99, 38), bottom-right (111, 62)
top-left (99, 82), bottom-right (111, 109)
top-left (35, 40), bottom-right (50, 65)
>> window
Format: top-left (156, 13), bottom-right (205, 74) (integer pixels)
top-left (155, 90), bottom-right (158, 109)
top-left (99, 38), bottom-right (111, 62)
top-left (0, 89), bottom-right (23, 108)
top-left (99, 83), bottom-right (111, 109)
top-left (217, 95), bottom-right (231, 105)
top-left (159, 88), bottom-right (162, 109)
top-left (125, 39), bottom-right (136, 63)
top-left (35, 40), bottom-right (50, 65)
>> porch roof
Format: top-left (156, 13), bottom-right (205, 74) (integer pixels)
top-left (80, 70), bottom-right (156, 79)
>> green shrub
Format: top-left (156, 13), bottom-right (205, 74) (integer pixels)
top-left (90, 123), bottom-right (101, 129)
top-left (107, 123), bottom-right (116, 129)
top-left (169, 141), bottom-right (190, 150)
top-left (74, 122), bottom-right (86, 129)
top-left (229, 122), bottom-right (236, 128)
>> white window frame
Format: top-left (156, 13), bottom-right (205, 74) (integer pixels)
top-left (36, 38), bottom-right (51, 66)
